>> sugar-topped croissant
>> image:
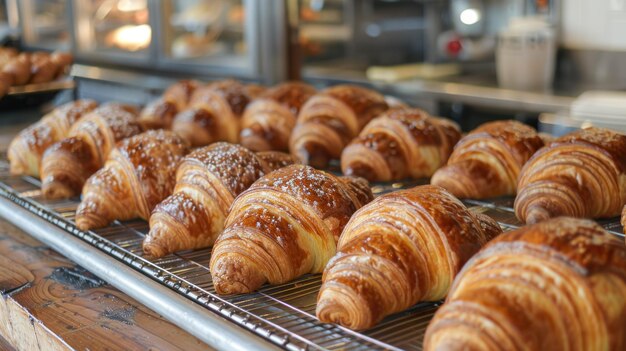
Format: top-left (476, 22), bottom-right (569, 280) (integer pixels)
top-left (75, 130), bottom-right (189, 231)
top-left (40, 104), bottom-right (142, 199)
top-left (172, 79), bottom-right (254, 147)
top-left (515, 127), bottom-right (626, 224)
top-left (341, 108), bottom-right (461, 182)
top-left (209, 164), bottom-right (373, 295)
top-left (8, 99), bottom-right (98, 177)
top-left (138, 80), bottom-right (199, 130)
top-left (316, 185), bottom-right (502, 330)
top-left (143, 142), bottom-right (297, 258)
top-left (289, 85), bottom-right (389, 168)
top-left (431, 120), bottom-right (544, 199)
top-left (240, 81), bottom-right (316, 152)
top-left (424, 217), bottom-right (626, 351)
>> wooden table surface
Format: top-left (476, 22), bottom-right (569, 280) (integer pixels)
top-left (0, 217), bottom-right (215, 351)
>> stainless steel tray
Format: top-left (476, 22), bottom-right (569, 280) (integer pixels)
top-left (0, 160), bottom-right (622, 351)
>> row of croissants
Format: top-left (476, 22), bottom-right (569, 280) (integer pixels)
top-left (8, 79), bottom-right (626, 227)
top-left (6, 79), bottom-right (626, 350)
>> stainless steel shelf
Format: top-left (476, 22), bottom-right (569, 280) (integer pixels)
top-left (0, 160), bottom-right (622, 350)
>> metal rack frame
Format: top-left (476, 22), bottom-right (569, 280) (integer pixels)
top-left (0, 161), bottom-right (623, 351)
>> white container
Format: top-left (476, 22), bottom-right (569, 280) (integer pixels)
top-left (496, 17), bottom-right (556, 91)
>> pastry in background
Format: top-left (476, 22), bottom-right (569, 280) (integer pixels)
top-left (341, 108), bottom-right (461, 182)
top-left (423, 217), bottom-right (626, 351)
top-left (515, 127), bottom-right (626, 224)
top-left (139, 80), bottom-right (200, 130)
top-left (143, 142), bottom-right (297, 258)
top-left (172, 79), bottom-right (253, 147)
top-left (209, 164), bottom-right (373, 295)
top-left (75, 130), bottom-right (189, 231)
top-left (2, 54), bottom-right (31, 86)
top-left (40, 103), bottom-right (142, 199)
top-left (289, 85), bottom-right (389, 168)
top-left (240, 81), bottom-right (316, 152)
top-left (7, 99), bottom-right (98, 177)
top-left (431, 120), bottom-right (544, 199)
top-left (316, 185), bottom-right (501, 330)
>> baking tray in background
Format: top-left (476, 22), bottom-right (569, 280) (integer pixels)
top-left (0, 79), bottom-right (75, 110)
top-left (0, 160), bottom-right (622, 351)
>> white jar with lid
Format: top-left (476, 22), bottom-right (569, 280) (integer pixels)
top-left (496, 16), bottom-right (556, 91)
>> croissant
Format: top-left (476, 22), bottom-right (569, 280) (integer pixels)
top-left (138, 80), bottom-right (199, 130)
top-left (515, 127), bottom-right (626, 224)
top-left (341, 108), bottom-right (461, 182)
top-left (289, 85), bottom-right (389, 168)
top-left (7, 99), bottom-right (98, 177)
top-left (2, 54), bottom-right (30, 86)
top-left (209, 164), bottom-right (373, 295)
top-left (240, 82), bottom-right (316, 152)
top-left (431, 120), bottom-right (544, 199)
top-left (40, 104), bottom-right (142, 199)
top-left (143, 143), bottom-right (298, 258)
top-left (424, 217), bottom-right (626, 351)
top-left (75, 130), bottom-right (189, 231)
top-left (172, 80), bottom-right (254, 147)
top-left (316, 185), bottom-right (501, 330)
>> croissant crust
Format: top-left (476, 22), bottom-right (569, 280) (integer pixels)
top-left (424, 217), bottom-right (626, 351)
top-left (316, 185), bottom-right (501, 330)
top-left (515, 127), bottom-right (626, 224)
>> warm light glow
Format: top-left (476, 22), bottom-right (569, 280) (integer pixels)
top-left (109, 24), bottom-right (151, 51)
top-left (117, 0), bottom-right (147, 12)
top-left (460, 8), bottom-right (481, 25)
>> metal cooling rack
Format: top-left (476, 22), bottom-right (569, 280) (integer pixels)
top-left (0, 160), bottom-right (623, 351)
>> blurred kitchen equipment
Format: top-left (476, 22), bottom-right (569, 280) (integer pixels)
top-left (496, 16), bottom-right (556, 91)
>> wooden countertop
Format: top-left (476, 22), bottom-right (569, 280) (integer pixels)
top-left (0, 212), bottom-right (215, 351)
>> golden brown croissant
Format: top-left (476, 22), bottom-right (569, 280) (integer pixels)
top-left (172, 80), bottom-right (254, 147)
top-left (289, 85), bottom-right (389, 168)
top-left (2, 54), bottom-right (31, 86)
top-left (7, 99), bottom-right (98, 177)
top-left (341, 108), bottom-right (461, 182)
top-left (515, 127), bottom-right (626, 224)
top-left (40, 104), bottom-right (143, 199)
top-left (143, 143), bottom-right (298, 258)
top-left (75, 130), bottom-right (189, 231)
top-left (209, 164), bottom-right (373, 295)
top-left (138, 80), bottom-right (199, 130)
top-left (424, 217), bottom-right (626, 351)
top-left (316, 185), bottom-right (501, 330)
top-left (240, 82), bottom-right (316, 152)
top-left (431, 120), bottom-right (544, 199)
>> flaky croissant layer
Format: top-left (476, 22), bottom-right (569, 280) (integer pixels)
top-left (424, 217), bottom-right (626, 351)
top-left (341, 108), bottom-right (461, 182)
top-left (289, 85), bottom-right (388, 168)
top-left (431, 120), bottom-right (544, 199)
top-left (316, 185), bottom-right (502, 330)
top-left (515, 127), bottom-right (626, 224)
top-left (209, 164), bottom-right (373, 295)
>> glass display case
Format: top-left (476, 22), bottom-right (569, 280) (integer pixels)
top-left (72, 0), bottom-right (153, 60)
top-left (159, 0), bottom-right (260, 76)
top-left (19, 0), bottom-right (71, 50)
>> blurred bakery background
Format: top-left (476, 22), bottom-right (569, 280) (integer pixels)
top-left (1, 0), bottom-right (625, 135)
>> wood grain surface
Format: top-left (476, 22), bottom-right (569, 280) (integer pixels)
top-left (0, 219), bottom-right (215, 351)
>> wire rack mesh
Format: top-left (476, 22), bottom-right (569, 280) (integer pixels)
top-left (0, 160), bottom-right (623, 351)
